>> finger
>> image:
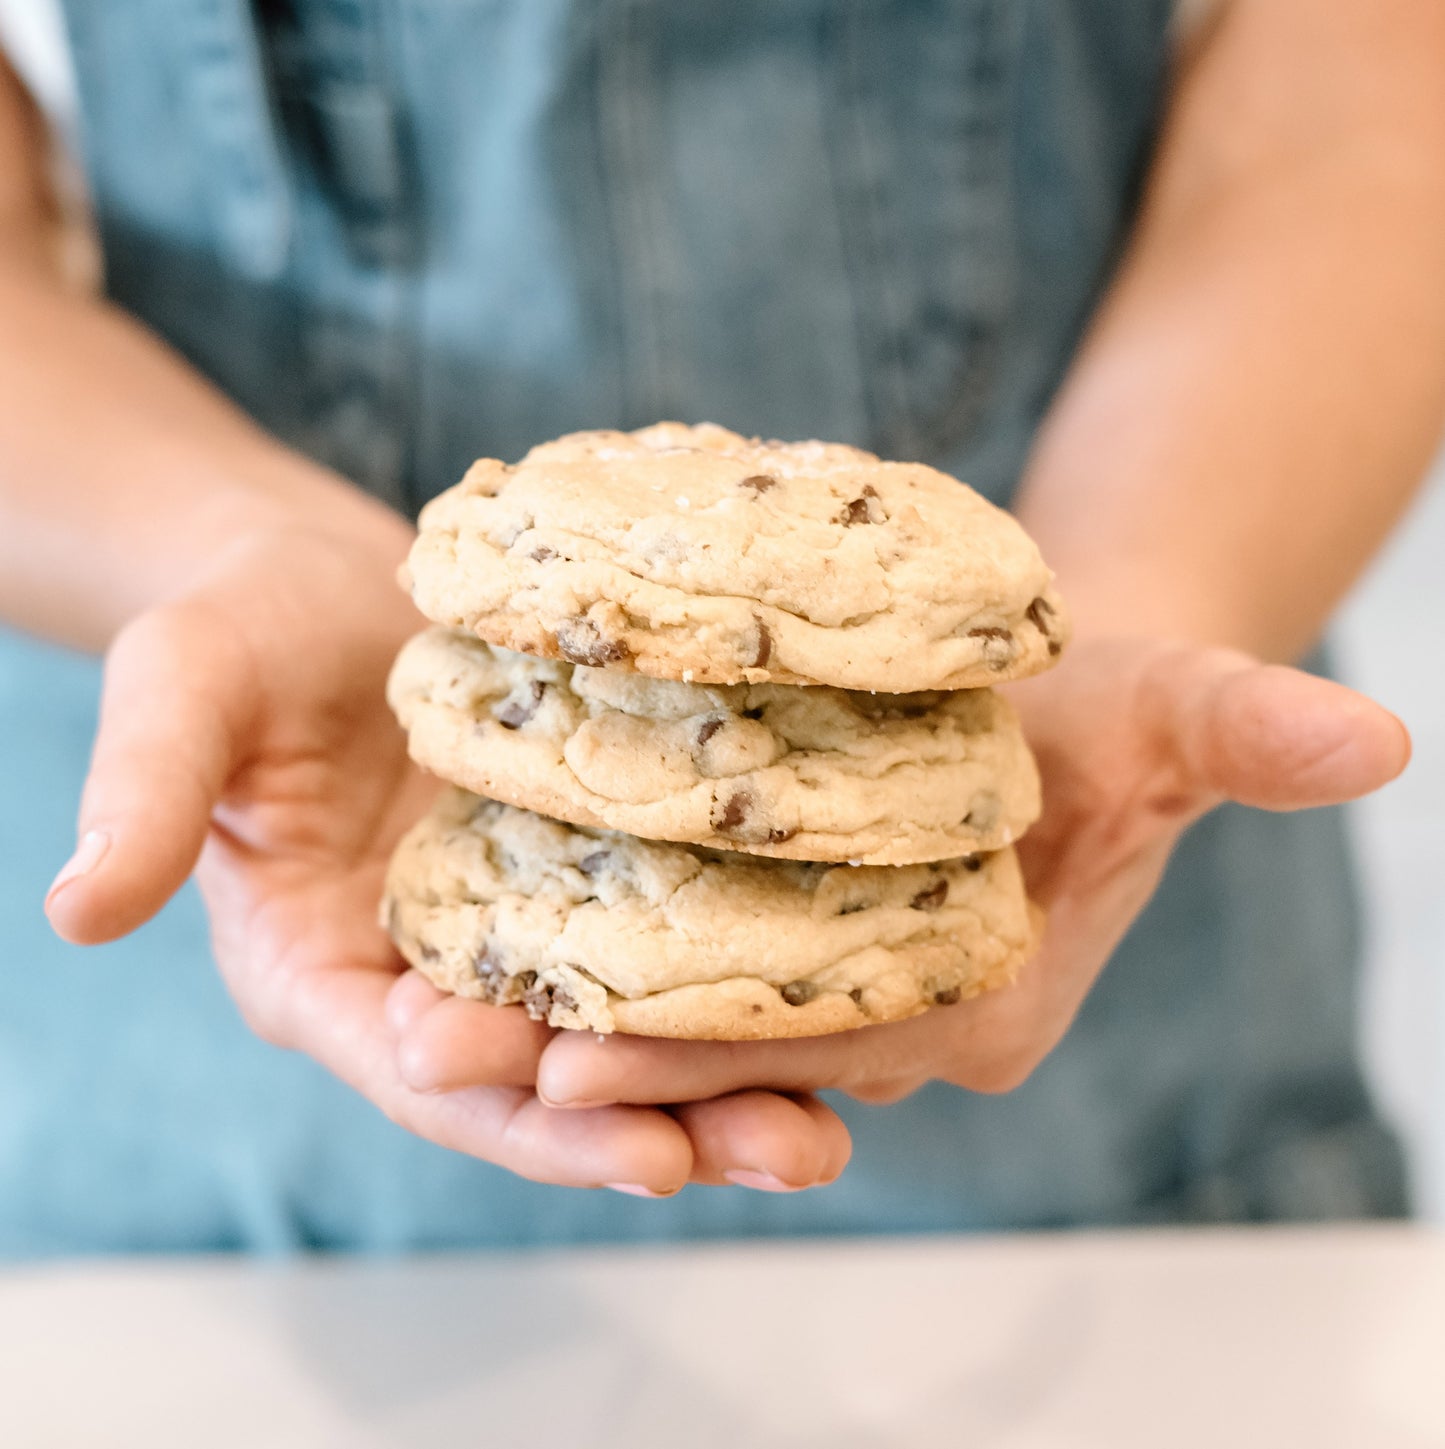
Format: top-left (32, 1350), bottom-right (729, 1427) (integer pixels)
top-left (384, 969), bottom-right (447, 1037)
top-left (287, 962), bottom-right (694, 1193)
top-left (1192, 661), bottom-right (1411, 810)
top-left (46, 603), bottom-right (251, 944)
top-left (538, 1017), bottom-right (930, 1108)
top-left (391, 985), bottom-right (554, 1091)
top-left (674, 1091), bottom-right (853, 1189)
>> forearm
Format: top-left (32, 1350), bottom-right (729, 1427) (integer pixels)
top-left (0, 263), bottom-right (412, 651)
top-left (0, 51), bottom-right (408, 650)
top-left (1015, 0), bottom-right (1445, 662)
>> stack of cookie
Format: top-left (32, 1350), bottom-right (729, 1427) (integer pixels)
top-left (381, 423), bottom-right (1067, 1040)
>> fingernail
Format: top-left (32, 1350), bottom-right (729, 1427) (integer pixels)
top-left (724, 1169), bottom-right (812, 1193)
top-left (605, 1183), bottom-right (682, 1199)
top-left (46, 830), bottom-right (110, 906)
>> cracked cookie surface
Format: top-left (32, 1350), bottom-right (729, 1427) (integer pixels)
top-left (403, 422), bottom-right (1069, 693)
top-left (382, 789), bottom-right (1039, 1040)
top-left (389, 626), bottom-right (1041, 865)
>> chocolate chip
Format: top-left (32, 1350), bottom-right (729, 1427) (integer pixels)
top-left (520, 973), bottom-right (548, 1018)
top-left (1026, 597), bottom-right (1063, 656)
top-left (910, 880), bottom-right (949, 912)
top-left (849, 988), bottom-right (864, 1006)
top-left (739, 473), bottom-right (777, 494)
top-left (473, 946), bottom-right (510, 1004)
top-left (496, 679), bottom-right (546, 730)
top-left (741, 706), bottom-right (765, 720)
top-left (694, 715), bottom-right (726, 749)
top-left (555, 619), bottom-right (631, 666)
top-left (963, 792), bottom-right (1001, 832)
top-left (962, 855), bottom-right (983, 872)
top-left (750, 618), bottom-right (773, 668)
top-left (529, 545), bottom-right (557, 563)
top-left (967, 625), bottom-right (1016, 671)
top-left (712, 790), bottom-right (751, 834)
top-left (520, 974), bottom-right (578, 1018)
top-left (711, 789), bottom-right (791, 845)
top-left (933, 985), bottom-right (962, 1006)
top-left (780, 980), bottom-right (820, 1006)
top-left (577, 851), bottom-right (609, 876)
top-left (836, 484), bottom-right (886, 526)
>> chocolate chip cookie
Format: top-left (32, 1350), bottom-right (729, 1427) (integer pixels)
top-left (388, 626), bottom-right (1041, 865)
top-left (383, 789), bottom-right (1039, 1040)
top-left (402, 422), bottom-right (1068, 693)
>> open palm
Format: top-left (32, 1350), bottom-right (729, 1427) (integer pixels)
top-left (523, 638), bottom-right (1409, 1111)
top-left (48, 528), bottom-right (1407, 1195)
top-left (46, 527), bottom-right (853, 1194)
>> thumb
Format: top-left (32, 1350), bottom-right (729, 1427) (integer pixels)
top-left (45, 603), bottom-right (252, 944)
top-left (1154, 649), bottom-right (1412, 813)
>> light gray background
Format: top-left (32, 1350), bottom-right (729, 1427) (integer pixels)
top-left (1339, 461), bottom-right (1445, 1219)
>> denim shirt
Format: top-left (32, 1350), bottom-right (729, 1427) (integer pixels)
top-left (0, 0), bottom-right (1403, 1253)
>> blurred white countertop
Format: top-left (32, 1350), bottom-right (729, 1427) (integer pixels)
top-left (3, 1224), bottom-right (1442, 1449)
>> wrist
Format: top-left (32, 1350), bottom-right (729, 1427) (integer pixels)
top-left (1031, 557), bottom-right (1303, 665)
top-left (141, 451), bottom-right (416, 628)
top-left (7, 458), bottom-right (415, 654)
top-left (214, 472), bottom-right (412, 582)
top-left (1014, 492), bottom-right (1303, 663)
top-left (189, 495), bottom-right (417, 639)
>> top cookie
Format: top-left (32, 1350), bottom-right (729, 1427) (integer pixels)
top-left (404, 422), bottom-right (1068, 692)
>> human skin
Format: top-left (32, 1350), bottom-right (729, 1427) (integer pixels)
top-left (8, 0), bottom-right (1445, 1195)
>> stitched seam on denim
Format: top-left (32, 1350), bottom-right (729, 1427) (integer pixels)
top-left (565, 4), bottom-right (629, 429)
top-left (174, 0), bottom-right (294, 279)
top-left (824, 0), bottom-right (910, 454)
top-left (916, 0), bottom-right (1019, 459)
top-left (275, 0), bottom-right (418, 510)
top-left (595, 0), bottom-right (677, 424)
top-left (374, 0), bottom-right (423, 509)
top-left (822, 1), bottom-right (1019, 462)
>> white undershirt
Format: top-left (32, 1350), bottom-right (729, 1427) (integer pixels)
top-left (0, 0), bottom-right (76, 140)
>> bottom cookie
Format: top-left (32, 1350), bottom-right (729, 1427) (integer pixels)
top-left (382, 790), bottom-right (1040, 1040)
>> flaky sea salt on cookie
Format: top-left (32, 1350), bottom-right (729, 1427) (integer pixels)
top-left (403, 422), bottom-right (1068, 693)
top-left (383, 790), bottom-right (1038, 1041)
top-left (388, 626), bottom-right (1040, 865)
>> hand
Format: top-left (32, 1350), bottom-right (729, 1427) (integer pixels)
top-left (448, 639), bottom-right (1406, 1119)
top-left (44, 518), bottom-right (851, 1196)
